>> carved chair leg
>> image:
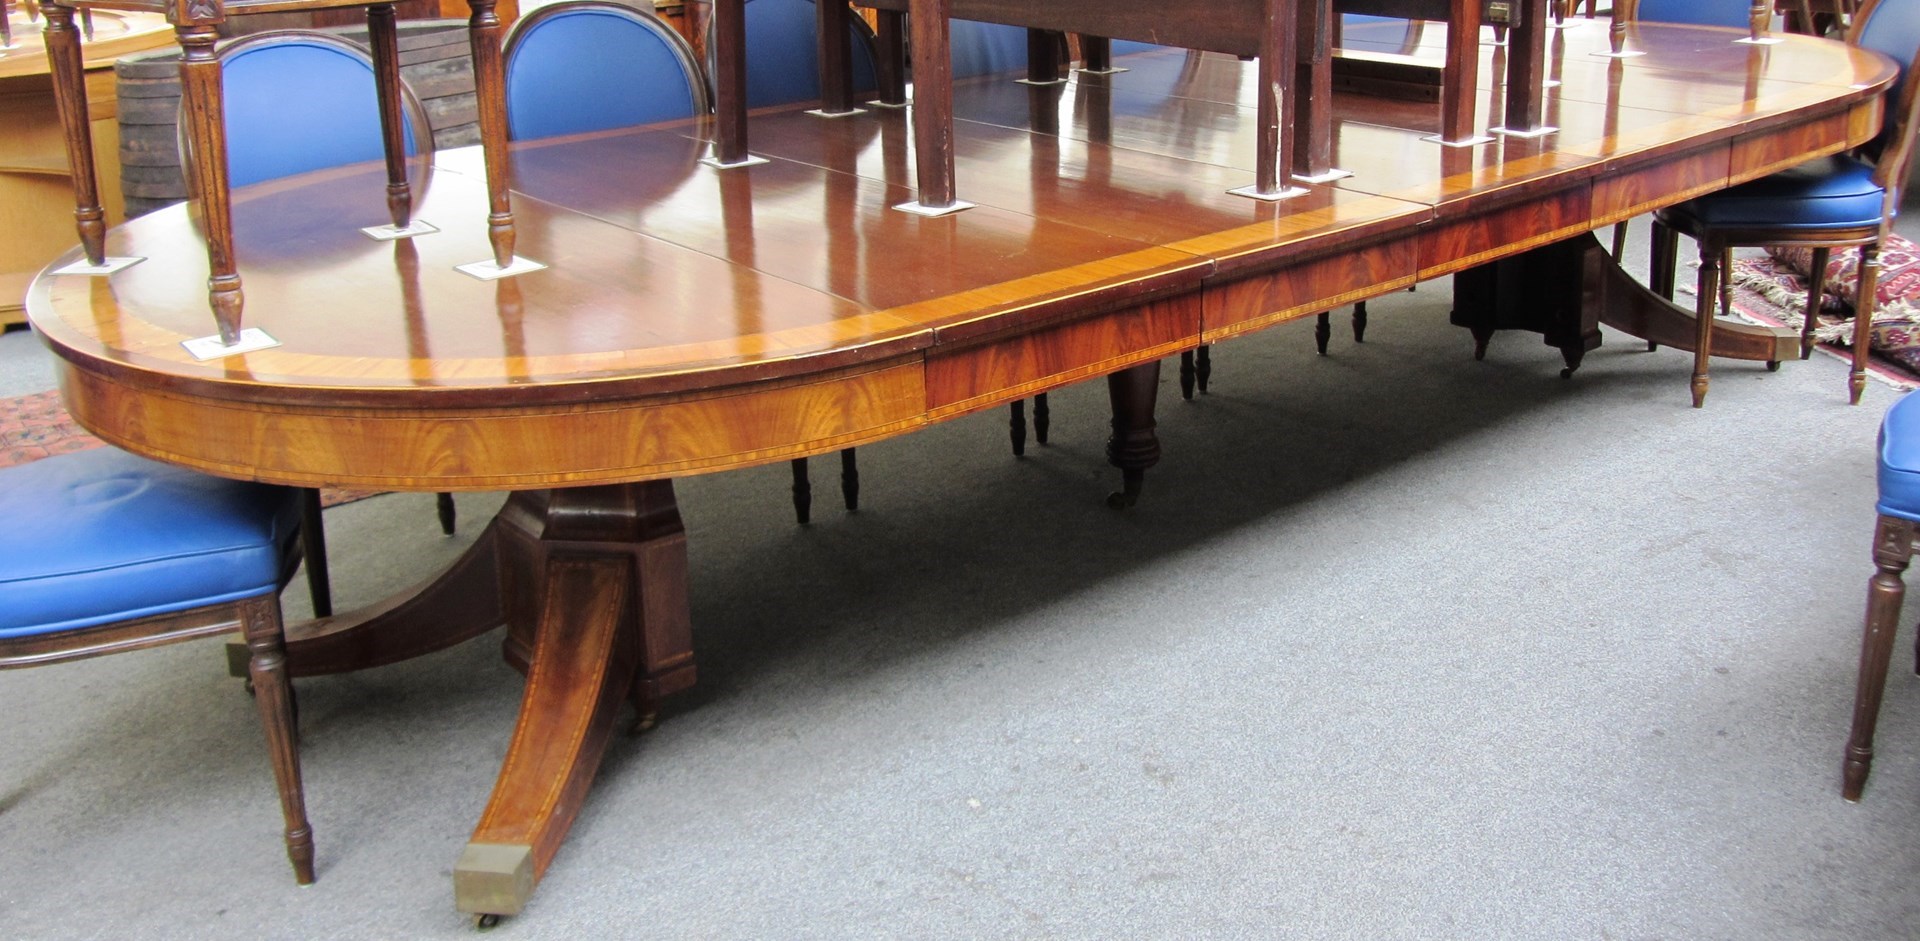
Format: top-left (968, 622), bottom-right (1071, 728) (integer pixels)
top-left (790, 457), bottom-right (811, 525)
top-left (1178, 349), bottom-right (1197, 399)
top-left (1033, 392), bottom-right (1049, 445)
top-left (240, 596), bottom-right (315, 883)
top-left (1010, 399), bottom-right (1028, 455)
top-left (1691, 240), bottom-right (1720, 408)
top-left (839, 448), bottom-right (858, 511)
top-left (1849, 241), bottom-right (1880, 406)
top-left (1194, 344), bottom-right (1211, 393)
top-left (437, 492), bottom-right (457, 535)
top-left (1845, 514), bottom-right (1916, 800)
top-left (1352, 300), bottom-right (1368, 342)
top-left (1314, 310), bottom-right (1332, 355)
top-left (1802, 246), bottom-right (1831, 360)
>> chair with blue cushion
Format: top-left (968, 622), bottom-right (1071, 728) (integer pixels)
top-left (1844, 391), bottom-right (1920, 799)
top-left (504, 0), bottom-right (710, 140)
top-left (187, 31), bottom-right (450, 618)
top-left (1645, 0), bottom-right (1920, 406)
top-left (0, 446), bottom-right (315, 882)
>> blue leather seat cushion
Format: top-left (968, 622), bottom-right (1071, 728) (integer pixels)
top-left (1879, 393), bottom-right (1920, 521)
top-left (1661, 155), bottom-right (1886, 231)
top-left (0, 448), bottom-right (300, 637)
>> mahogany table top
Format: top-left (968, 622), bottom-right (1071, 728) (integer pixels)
top-left (25, 22), bottom-right (1896, 490)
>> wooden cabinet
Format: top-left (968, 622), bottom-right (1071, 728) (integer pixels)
top-left (0, 9), bottom-right (174, 327)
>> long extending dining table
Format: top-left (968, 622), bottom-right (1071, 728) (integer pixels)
top-left (24, 20), bottom-right (1896, 921)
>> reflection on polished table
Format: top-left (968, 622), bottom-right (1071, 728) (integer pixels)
top-left (24, 21), bottom-right (1895, 920)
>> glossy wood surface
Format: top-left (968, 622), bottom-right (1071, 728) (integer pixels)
top-left (27, 24), bottom-right (1897, 491)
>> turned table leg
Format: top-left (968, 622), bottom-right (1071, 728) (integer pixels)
top-left (1105, 361), bottom-right (1162, 509)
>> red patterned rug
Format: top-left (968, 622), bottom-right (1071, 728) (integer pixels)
top-left (0, 388), bottom-right (379, 506)
top-left (1725, 236), bottom-right (1920, 390)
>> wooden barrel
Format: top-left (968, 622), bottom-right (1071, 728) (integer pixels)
top-left (114, 48), bottom-right (187, 219)
top-left (113, 20), bottom-right (478, 219)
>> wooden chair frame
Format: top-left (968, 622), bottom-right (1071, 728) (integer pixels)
top-left (1830, 0), bottom-right (1920, 799)
top-left (0, 568), bottom-right (313, 882)
top-left (1647, 0), bottom-right (1920, 406)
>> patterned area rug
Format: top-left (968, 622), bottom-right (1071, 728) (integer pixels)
top-left (1723, 234), bottom-right (1920, 390)
top-left (0, 389), bottom-right (379, 506)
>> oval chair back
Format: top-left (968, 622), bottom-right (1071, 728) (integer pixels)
top-left (189, 32), bottom-right (431, 190)
top-left (504, 1), bottom-right (710, 140)
top-left (1625, 0), bottom-right (1758, 26)
top-left (1851, 0), bottom-right (1920, 186)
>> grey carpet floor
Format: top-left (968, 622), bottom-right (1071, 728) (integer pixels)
top-left (4, 222), bottom-right (1920, 940)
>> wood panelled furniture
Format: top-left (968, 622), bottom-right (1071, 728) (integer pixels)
top-left (24, 18), bottom-right (1896, 924)
top-left (0, 5), bottom-right (172, 326)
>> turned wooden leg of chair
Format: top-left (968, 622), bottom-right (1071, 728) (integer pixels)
top-left (1194, 345), bottom-right (1211, 393)
top-left (1010, 399), bottom-right (1028, 455)
top-left (1033, 392), bottom-right (1049, 445)
top-left (240, 595), bottom-right (315, 883)
top-left (437, 492), bottom-right (457, 535)
top-left (1314, 310), bottom-right (1332, 355)
top-left (1849, 241), bottom-right (1881, 405)
top-left (1352, 300), bottom-right (1368, 342)
top-left (1692, 241), bottom-right (1720, 408)
top-left (1803, 246), bottom-right (1832, 360)
top-left (297, 488), bottom-right (333, 619)
top-left (790, 457), bottom-right (811, 524)
top-left (1845, 514), bottom-right (1916, 800)
top-left (840, 448), bottom-right (859, 510)
top-left (1178, 350), bottom-right (1197, 399)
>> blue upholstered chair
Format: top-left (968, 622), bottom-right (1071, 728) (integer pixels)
top-left (191, 32), bottom-right (449, 618)
top-left (1844, 391), bottom-right (1920, 799)
top-left (504, 1), bottom-right (710, 140)
top-left (0, 447), bottom-right (315, 882)
top-left (1645, 0), bottom-right (1919, 406)
top-left (1622, 0), bottom-right (1763, 27)
top-left (213, 32), bottom-right (429, 188)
